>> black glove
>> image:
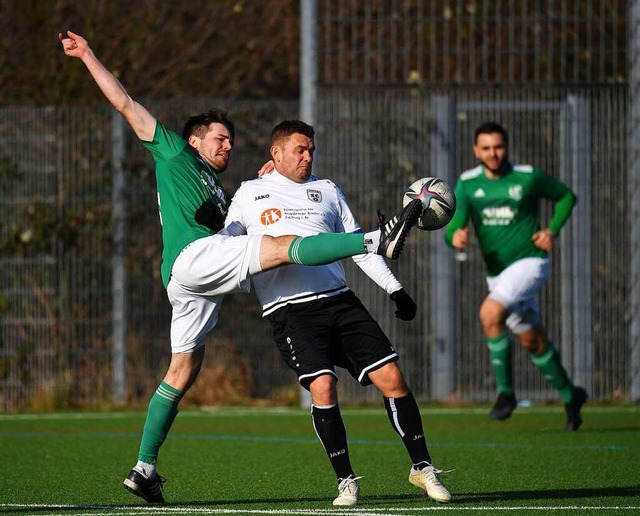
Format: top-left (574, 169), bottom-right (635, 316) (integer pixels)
top-left (195, 200), bottom-right (225, 232)
top-left (390, 288), bottom-right (417, 321)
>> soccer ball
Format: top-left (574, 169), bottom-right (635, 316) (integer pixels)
top-left (403, 177), bottom-right (456, 230)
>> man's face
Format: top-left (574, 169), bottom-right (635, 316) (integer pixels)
top-left (271, 132), bottom-right (314, 183)
top-left (473, 132), bottom-right (508, 175)
top-left (190, 122), bottom-right (233, 173)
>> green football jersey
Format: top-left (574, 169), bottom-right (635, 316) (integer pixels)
top-left (444, 164), bottom-right (575, 277)
top-left (142, 122), bottom-right (230, 288)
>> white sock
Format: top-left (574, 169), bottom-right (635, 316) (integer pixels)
top-left (363, 229), bottom-right (381, 253)
top-left (134, 460), bottom-right (156, 479)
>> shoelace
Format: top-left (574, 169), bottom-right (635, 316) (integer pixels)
top-left (337, 475), bottom-right (363, 493)
top-left (424, 468), bottom-right (444, 484)
top-left (421, 466), bottom-right (454, 479)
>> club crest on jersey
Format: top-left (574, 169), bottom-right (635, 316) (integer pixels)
top-left (509, 185), bottom-right (523, 201)
top-left (260, 208), bottom-right (282, 225)
top-left (307, 189), bottom-right (322, 202)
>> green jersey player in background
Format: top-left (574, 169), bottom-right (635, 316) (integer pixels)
top-left (444, 122), bottom-right (587, 431)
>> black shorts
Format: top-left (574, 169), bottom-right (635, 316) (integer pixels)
top-left (267, 290), bottom-right (398, 389)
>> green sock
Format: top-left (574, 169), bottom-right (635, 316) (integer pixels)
top-left (288, 233), bottom-right (366, 265)
top-left (138, 381), bottom-right (184, 464)
top-left (487, 334), bottom-right (514, 395)
top-left (531, 345), bottom-right (574, 403)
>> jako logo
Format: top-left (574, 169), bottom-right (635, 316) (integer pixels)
top-left (260, 208), bottom-right (282, 225)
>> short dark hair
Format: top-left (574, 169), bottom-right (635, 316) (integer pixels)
top-left (182, 109), bottom-right (235, 142)
top-left (475, 122), bottom-right (508, 145)
top-left (271, 120), bottom-right (315, 146)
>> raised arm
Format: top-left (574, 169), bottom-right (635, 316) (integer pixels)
top-left (59, 30), bottom-right (156, 142)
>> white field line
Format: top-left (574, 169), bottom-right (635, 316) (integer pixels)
top-left (2, 505), bottom-right (640, 515)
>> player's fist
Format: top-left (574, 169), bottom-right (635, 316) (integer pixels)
top-left (59, 30), bottom-right (88, 59)
top-left (452, 227), bottom-right (469, 249)
top-left (532, 229), bottom-right (554, 251)
top-left (390, 288), bottom-right (417, 321)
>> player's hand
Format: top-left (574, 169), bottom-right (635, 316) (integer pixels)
top-left (532, 229), bottom-right (555, 251)
top-left (390, 289), bottom-right (417, 321)
top-left (451, 227), bottom-right (469, 249)
top-left (257, 160), bottom-right (275, 177)
top-left (59, 30), bottom-right (89, 59)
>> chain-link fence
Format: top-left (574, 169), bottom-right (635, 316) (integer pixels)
top-left (1, 0), bottom-right (637, 410)
top-left (0, 85), bottom-right (632, 410)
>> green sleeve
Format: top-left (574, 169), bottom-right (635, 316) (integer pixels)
top-left (532, 169), bottom-right (577, 235)
top-left (444, 180), bottom-right (468, 247)
top-left (548, 188), bottom-right (577, 235)
top-left (141, 122), bottom-right (187, 163)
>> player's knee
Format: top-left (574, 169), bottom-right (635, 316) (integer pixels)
top-left (519, 331), bottom-right (547, 354)
top-left (479, 310), bottom-right (501, 334)
top-left (165, 363), bottom-right (200, 392)
top-left (165, 347), bottom-right (205, 391)
top-left (479, 299), bottom-right (507, 334)
top-left (371, 363), bottom-right (408, 397)
top-left (309, 375), bottom-right (337, 404)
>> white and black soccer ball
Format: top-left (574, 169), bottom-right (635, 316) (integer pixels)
top-left (402, 177), bottom-right (456, 230)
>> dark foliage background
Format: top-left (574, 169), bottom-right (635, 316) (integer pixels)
top-left (1, 0), bottom-right (301, 106)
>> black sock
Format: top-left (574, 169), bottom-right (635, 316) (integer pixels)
top-left (312, 404), bottom-right (354, 480)
top-left (384, 393), bottom-right (432, 465)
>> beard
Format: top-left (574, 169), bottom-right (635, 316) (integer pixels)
top-left (479, 155), bottom-right (508, 174)
top-left (211, 155), bottom-right (229, 173)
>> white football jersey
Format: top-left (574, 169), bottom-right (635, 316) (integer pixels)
top-left (225, 170), bottom-right (402, 315)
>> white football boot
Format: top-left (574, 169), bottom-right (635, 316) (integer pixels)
top-left (332, 476), bottom-right (361, 506)
top-left (408, 464), bottom-right (452, 503)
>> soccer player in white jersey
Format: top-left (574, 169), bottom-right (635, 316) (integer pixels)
top-left (224, 120), bottom-right (451, 505)
top-left (59, 32), bottom-right (424, 504)
top-left (445, 122), bottom-right (587, 430)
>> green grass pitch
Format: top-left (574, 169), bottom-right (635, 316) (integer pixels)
top-left (1, 405), bottom-right (638, 515)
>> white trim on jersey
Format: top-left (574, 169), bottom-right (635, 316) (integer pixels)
top-left (224, 170), bottom-right (402, 315)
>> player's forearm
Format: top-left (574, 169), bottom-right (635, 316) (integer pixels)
top-left (81, 50), bottom-right (133, 113)
top-left (353, 253), bottom-right (402, 294)
top-left (80, 49), bottom-right (156, 141)
top-left (548, 190), bottom-right (577, 235)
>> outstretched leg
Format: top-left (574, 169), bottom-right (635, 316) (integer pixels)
top-left (259, 199), bottom-right (423, 270)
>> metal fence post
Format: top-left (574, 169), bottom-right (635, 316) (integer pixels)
top-left (628, 0), bottom-right (640, 402)
top-left (430, 94), bottom-right (458, 399)
top-left (560, 96), bottom-right (594, 393)
top-left (299, 0), bottom-right (317, 408)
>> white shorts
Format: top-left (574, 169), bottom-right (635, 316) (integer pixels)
top-left (486, 257), bottom-right (550, 334)
top-left (166, 233), bottom-right (263, 353)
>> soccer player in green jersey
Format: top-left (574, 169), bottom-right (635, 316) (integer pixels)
top-left (59, 30), bottom-right (422, 504)
top-left (444, 122), bottom-right (587, 431)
